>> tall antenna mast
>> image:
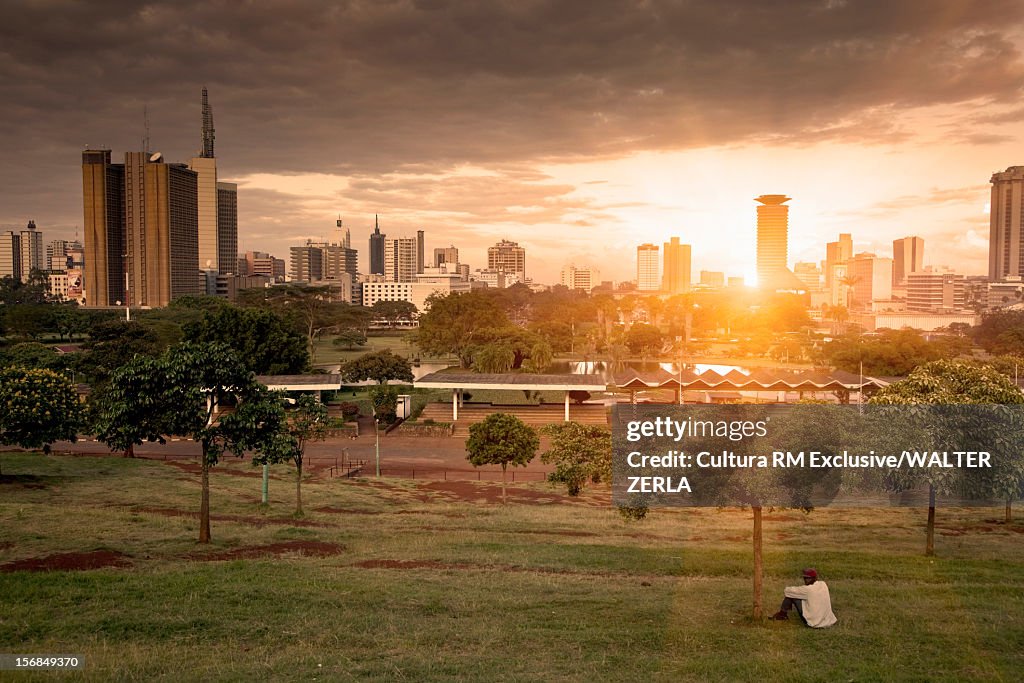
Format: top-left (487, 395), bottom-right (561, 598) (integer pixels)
top-left (201, 87), bottom-right (215, 158)
top-left (143, 104), bottom-right (151, 154)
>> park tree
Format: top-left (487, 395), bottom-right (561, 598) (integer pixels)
top-left (94, 341), bottom-right (286, 542)
top-left (416, 291), bottom-right (510, 367)
top-left (973, 309), bottom-right (1024, 355)
top-left (869, 360), bottom-right (1024, 555)
top-left (465, 413), bottom-right (539, 504)
top-left (340, 349), bottom-right (413, 385)
top-left (369, 384), bottom-right (400, 425)
top-left (236, 284), bottom-right (358, 365)
top-left (624, 322), bottom-right (663, 356)
top-left (0, 367), bottom-right (82, 474)
top-left (76, 320), bottom-right (165, 387)
top-left (371, 300), bottom-right (418, 328)
top-left (183, 305), bottom-right (308, 374)
top-left (333, 329), bottom-right (367, 351)
top-left (90, 355), bottom-right (178, 458)
top-left (253, 394), bottom-right (328, 515)
top-left (473, 343), bottom-right (515, 373)
top-left (0, 342), bottom-right (68, 372)
top-left (524, 341), bottom-right (554, 373)
top-left (541, 422), bottom-right (611, 496)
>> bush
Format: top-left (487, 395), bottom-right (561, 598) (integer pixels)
top-left (617, 505), bottom-right (649, 521)
top-left (338, 401), bottom-right (360, 420)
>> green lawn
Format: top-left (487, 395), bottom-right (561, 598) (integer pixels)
top-left (1, 452), bottom-right (1023, 681)
top-left (313, 332), bottom-right (451, 367)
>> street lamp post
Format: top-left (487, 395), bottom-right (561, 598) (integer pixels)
top-left (123, 253), bottom-right (130, 322)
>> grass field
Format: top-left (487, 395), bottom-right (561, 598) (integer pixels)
top-left (1, 451), bottom-right (1023, 682)
top-left (313, 333), bottom-right (451, 367)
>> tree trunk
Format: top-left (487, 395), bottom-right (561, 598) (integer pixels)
top-left (296, 460), bottom-right (303, 516)
top-left (501, 464), bottom-right (507, 505)
top-left (125, 443), bottom-right (135, 458)
top-left (199, 449), bottom-right (211, 544)
top-left (1007, 499), bottom-right (1013, 524)
top-left (753, 505), bottom-right (763, 620)
top-left (925, 484), bottom-right (936, 557)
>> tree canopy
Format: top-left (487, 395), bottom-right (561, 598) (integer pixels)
top-left (465, 413), bottom-right (539, 503)
top-left (416, 291), bottom-right (510, 367)
top-left (339, 349), bottom-right (413, 384)
top-left (0, 366), bottom-right (82, 455)
top-left (183, 305), bottom-right (308, 375)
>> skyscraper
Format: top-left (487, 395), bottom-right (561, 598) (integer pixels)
top-left (636, 243), bottom-right (659, 291)
top-left (662, 236), bottom-right (691, 294)
top-left (487, 239), bottom-right (526, 281)
top-left (825, 233), bottom-right (853, 290)
top-left (755, 194), bottom-right (791, 289)
top-left (416, 229), bottom-right (425, 274)
top-left (290, 241), bottom-right (324, 282)
top-left (189, 88), bottom-right (219, 271)
top-left (124, 152), bottom-right (201, 307)
top-left (560, 265), bottom-right (599, 292)
top-left (369, 215), bottom-right (385, 275)
top-left (385, 237), bottom-right (419, 282)
top-left (217, 182), bottom-right (238, 275)
top-left (892, 236), bottom-right (924, 286)
top-left (988, 166), bottom-right (1024, 281)
top-left (847, 252), bottom-right (893, 309)
top-left (434, 245), bottom-right (459, 268)
top-left (18, 220), bottom-right (43, 277)
top-left (82, 149), bottom-right (125, 306)
top-left (0, 232), bottom-right (19, 280)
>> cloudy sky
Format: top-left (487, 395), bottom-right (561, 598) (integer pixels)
top-left (2, 0), bottom-right (1023, 284)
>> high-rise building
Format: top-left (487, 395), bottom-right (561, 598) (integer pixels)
top-left (19, 220), bottom-right (43, 277)
top-left (385, 237), bottom-right (419, 282)
top-left (434, 245), bottom-right (459, 268)
top-left (416, 229), bottom-right (425, 274)
top-left (892, 236), bottom-right (924, 286)
top-left (825, 233), bottom-right (853, 290)
top-left (124, 152), bottom-right (201, 307)
top-left (989, 166), bottom-right (1024, 281)
top-left (487, 239), bottom-right (526, 280)
top-left (907, 268), bottom-right (965, 312)
top-left (755, 194), bottom-right (791, 289)
top-left (662, 236), bottom-right (691, 293)
top-left (793, 262), bottom-right (822, 290)
top-left (369, 215), bottom-right (385, 275)
top-left (0, 232), bottom-right (20, 280)
top-left (82, 149), bottom-right (125, 306)
top-left (238, 251), bottom-right (285, 281)
top-left (847, 252), bottom-right (893, 309)
top-left (700, 270), bottom-right (725, 288)
top-left (290, 241), bottom-right (324, 282)
top-left (217, 182), bottom-right (238, 275)
top-left (636, 243), bottom-right (660, 291)
top-left (189, 88), bottom-right (219, 272)
top-left (560, 265), bottom-right (599, 292)
top-left (47, 239), bottom-right (71, 271)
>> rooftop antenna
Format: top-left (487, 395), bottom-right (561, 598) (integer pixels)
top-left (143, 104), bottom-right (151, 154)
top-left (201, 87), bottom-right (215, 158)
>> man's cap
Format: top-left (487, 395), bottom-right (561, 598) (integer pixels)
top-left (802, 568), bottom-right (818, 579)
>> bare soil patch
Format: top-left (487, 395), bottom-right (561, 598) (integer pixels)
top-left (135, 506), bottom-right (331, 528)
top-left (188, 540), bottom-right (345, 561)
top-left (1, 549), bottom-right (132, 572)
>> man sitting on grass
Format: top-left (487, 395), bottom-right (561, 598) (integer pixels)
top-left (770, 568), bottom-right (837, 628)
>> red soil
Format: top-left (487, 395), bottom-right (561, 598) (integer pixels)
top-left (0, 549), bottom-right (132, 572)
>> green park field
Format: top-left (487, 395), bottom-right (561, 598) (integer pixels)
top-left (1, 451), bottom-right (1023, 682)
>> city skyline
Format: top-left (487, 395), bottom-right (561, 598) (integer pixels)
top-left (1, 2), bottom-right (1023, 284)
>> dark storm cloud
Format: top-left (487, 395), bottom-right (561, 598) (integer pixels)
top-left (1, 0), bottom-right (1022, 240)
